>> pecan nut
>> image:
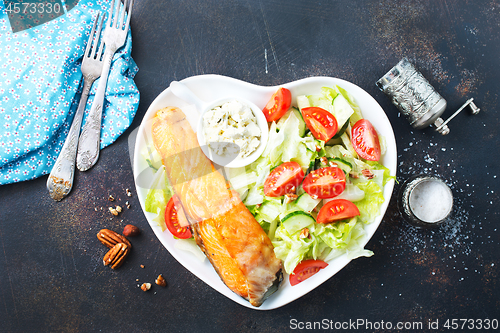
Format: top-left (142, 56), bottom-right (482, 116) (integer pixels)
top-left (362, 169), bottom-right (375, 179)
top-left (97, 229), bottom-right (131, 249)
top-left (103, 243), bottom-right (130, 269)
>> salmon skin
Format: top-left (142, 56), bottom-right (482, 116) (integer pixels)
top-left (151, 106), bottom-right (282, 307)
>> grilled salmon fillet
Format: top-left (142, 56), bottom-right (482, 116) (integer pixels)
top-left (151, 106), bottom-right (282, 307)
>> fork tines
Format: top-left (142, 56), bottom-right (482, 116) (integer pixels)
top-left (108, 0), bottom-right (134, 31)
top-left (85, 12), bottom-right (106, 61)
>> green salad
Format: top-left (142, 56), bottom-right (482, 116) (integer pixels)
top-left (143, 85), bottom-right (394, 277)
top-left (226, 85), bottom-right (393, 275)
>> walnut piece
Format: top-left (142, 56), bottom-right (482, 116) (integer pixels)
top-left (299, 228), bottom-right (310, 239)
top-left (362, 169), bottom-right (375, 179)
top-left (284, 193), bottom-right (298, 204)
top-left (155, 274), bottom-right (167, 287)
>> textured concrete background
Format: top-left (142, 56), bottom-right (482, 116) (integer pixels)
top-left (1, 0), bottom-right (499, 332)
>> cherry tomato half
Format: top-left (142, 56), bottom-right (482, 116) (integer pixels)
top-left (262, 87), bottom-right (292, 122)
top-left (351, 119), bottom-right (381, 161)
top-left (301, 107), bottom-right (338, 142)
top-left (317, 199), bottom-right (360, 224)
top-left (164, 196), bottom-right (192, 239)
top-left (264, 161), bottom-right (304, 197)
top-left (289, 259), bottom-right (329, 286)
top-left (302, 166), bottom-right (346, 199)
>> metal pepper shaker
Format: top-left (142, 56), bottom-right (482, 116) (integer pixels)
top-left (376, 58), bottom-right (479, 135)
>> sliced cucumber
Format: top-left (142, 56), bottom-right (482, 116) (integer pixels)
top-left (332, 117), bottom-right (350, 140)
top-left (281, 211), bottom-right (316, 235)
top-left (340, 132), bottom-right (358, 158)
top-left (294, 192), bottom-right (321, 213)
top-left (276, 107), bottom-right (307, 137)
top-left (292, 107), bottom-right (307, 137)
top-left (276, 108), bottom-right (292, 130)
top-left (332, 94), bottom-right (355, 131)
top-left (268, 218), bottom-right (279, 240)
top-left (258, 199), bottom-right (282, 222)
top-left (313, 156), bottom-right (352, 175)
top-left (325, 118), bottom-right (349, 145)
top-left (296, 95), bottom-right (311, 111)
top-left (305, 159), bottom-right (316, 177)
top-left (328, 157), bottom-right (352, 175)
top-left (333, 183), bottom-right (365, 202)
top-left (325, 137), bottom-right (342, 146)
top-left (306, 157), bottom-right (323, 176)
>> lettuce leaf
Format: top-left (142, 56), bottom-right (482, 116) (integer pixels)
top-left (141, 144), bottom-right (163, 172)
top-left (273, 223), bottom-right (318, 274)
top-left (273, 216), bottom-right (373, 274)
top-left (355, 181), bottom-right (385, 224)
top-left (315, 217), bottom-right (357, 249)
top-left (366, 160), bottom-right (396, 186)
top-left (144, 166), bottom-right (173, 232)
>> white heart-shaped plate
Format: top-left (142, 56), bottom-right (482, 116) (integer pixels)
top-left (133, 75), bottom-right (397, 310)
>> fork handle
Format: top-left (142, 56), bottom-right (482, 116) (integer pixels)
top-left (46, 76), bottom-right (95, 201)
top-left (76, 48), bottom-right (115, 171)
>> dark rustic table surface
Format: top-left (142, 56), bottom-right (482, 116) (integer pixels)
top-left (1, 0), bottom-right (499, 332)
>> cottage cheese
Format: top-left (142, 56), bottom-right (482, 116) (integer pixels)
top-left (203, 100), bottom-right (261, 159)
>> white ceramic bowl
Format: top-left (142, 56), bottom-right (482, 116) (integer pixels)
top-left (169, 81), bottom-right (269, 168)
top-left (133, 75), bottom-right (397, 310)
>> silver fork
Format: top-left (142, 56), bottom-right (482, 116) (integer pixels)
top-left (76, 0), bottom-right (134, 171)
top-left (47, 12), bottom-right (105, 201)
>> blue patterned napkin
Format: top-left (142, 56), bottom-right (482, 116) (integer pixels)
top-left (0, 0), bottom-right (140, 185)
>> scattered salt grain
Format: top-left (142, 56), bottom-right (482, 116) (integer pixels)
top-left (424, 154), bottom-right (435, 164)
